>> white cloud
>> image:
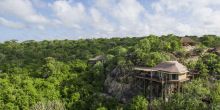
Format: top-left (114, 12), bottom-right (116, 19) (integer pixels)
top-left (176, 23), bottom-right (192, 35)
top-left (112, 0), bottom-right (144, 23)
top-left (112, 0), bottom-right (146, 33)
top-left (151, 0), bottom-right (220, 35)
top-left (1, 0), bottom-right (220, 41)
top-left (51, 0), bottom-right (114, 33)
top-left (89, 8), bottom-right (114, 32)
top-left (0, 0), bottom-right (49, 24)
top-left (32, 0), bottom-right (48, 9)
top-left (0, 17), bottom-right (25, 29)
top-left (93, 0), bottom-right (149, 36)
top-left (51, 1), bottom-right (87, 29)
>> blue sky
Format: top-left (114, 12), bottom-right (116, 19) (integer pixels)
top-left (0, 0), bottom-right (220, 41)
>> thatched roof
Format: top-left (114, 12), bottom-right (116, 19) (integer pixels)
top-left (134, 67), bottom-right (156, 72)
top-left (153, 61), bottom-right (188, 74)
top-left (180, 37), bottom-right (195, 44)
top-left (89, 55), bottom-right (105, 61)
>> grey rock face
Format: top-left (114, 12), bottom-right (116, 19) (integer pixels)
top-left (104, 66), bottom-right (138, 103)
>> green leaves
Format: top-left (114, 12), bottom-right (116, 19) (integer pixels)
top-left (69, 59), bottom-right (87, 73)
top-left (195, 60), bottom-right (209, 78)
top-left (196, 53), bottom-right (220, 77)
top-left (163, 79), bottom-right (210, 110)
top-left (183, 79), bottom-right (210, 98)
top-left (0, 36), bottom-right (219, 110)
top-left (200, 35), bottom-right (220, 47)
top-left (129, 95), bottom-right (148, 110)
top-left (133, 35), bottom-right (180, 66)
top-left (40, 57), bottom-right (70, 79)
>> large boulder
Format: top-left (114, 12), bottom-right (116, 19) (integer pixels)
top-left (104, 66), bottom-right (138, 103)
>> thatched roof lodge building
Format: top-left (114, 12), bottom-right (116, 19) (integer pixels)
top-left (135, 61), bottom-right (189, 83)
top-left (134, 61), bottom-right (189, 99)
top-left (180, 37), bottom-right (196, 46)
top-left (88, 55), bottom-right (105, 64)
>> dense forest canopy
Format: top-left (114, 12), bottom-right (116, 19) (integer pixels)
top-left (0, 34), bottom-right (220, 110)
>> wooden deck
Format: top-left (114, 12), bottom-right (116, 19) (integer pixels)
top-left (168, 78), bottom-right (190, 82)
top-left (135, 75), bottom-right (164, 83)
top-left (134, 67), bottom-right (156, 72)
top-left (135, 75), bottom-right (189, 83)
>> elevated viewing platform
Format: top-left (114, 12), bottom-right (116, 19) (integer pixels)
top-left (134, 61), bottom-right (190, 99)
top-left (134, 75), bottom-right (189, 83)
top-left (134, 61), bottom-right (189, 83)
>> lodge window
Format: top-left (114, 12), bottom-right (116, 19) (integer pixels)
top-left (171, 74), bottom-right (178, 80)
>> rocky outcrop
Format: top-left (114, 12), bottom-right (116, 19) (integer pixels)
top-left (104, 66), bottom-right (138, 103)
